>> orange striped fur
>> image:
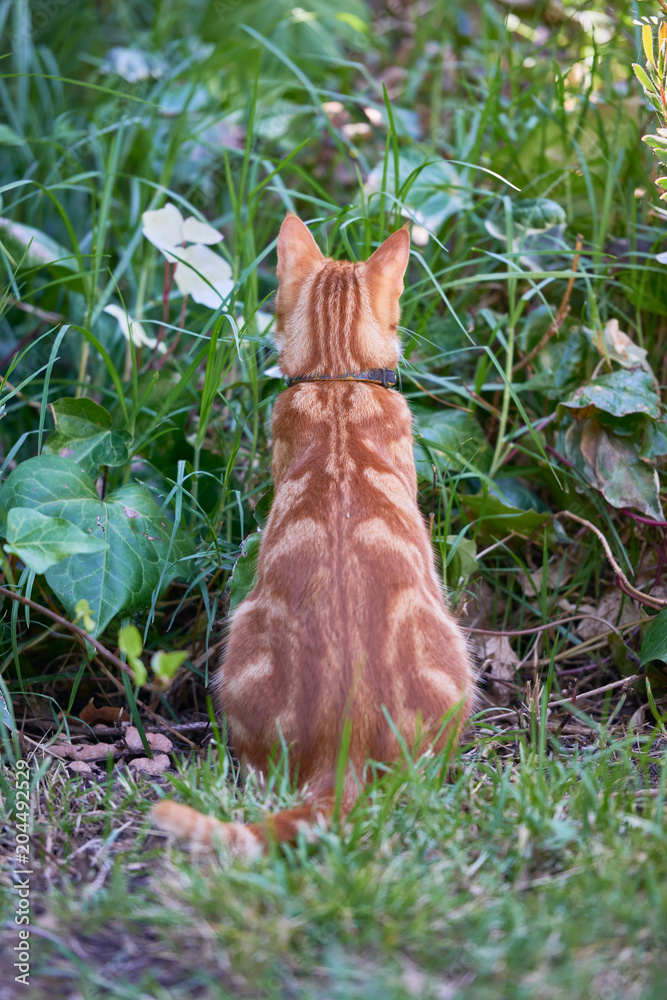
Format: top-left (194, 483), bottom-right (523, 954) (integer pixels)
top-left (152, 215), bottom-right (475, 854)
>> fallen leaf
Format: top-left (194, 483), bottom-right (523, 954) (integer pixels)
top-left (68, 760), bottom-right (93, 774)
top-left (128, 754), bottom-right (171, 775)
top-left (146, 732), bottom-right (173, 753)
top-left (575, 590), bottom-right (637, 642)
top-left (597, 318), bottom-right (652, 373)
top-left (78, 698), bottom-right (130, 726)
top-left (50, 741), bottom-right (115, 761)
top-left (125, 725), bottom-right (173, 753)
top-left (477, 635), bottom-right (519, 706)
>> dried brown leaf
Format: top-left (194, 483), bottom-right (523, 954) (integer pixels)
top-left (125, 726), bottom-right (173, 753)
top-left (68, 760), bottom-right (93, 774)
top-left (50, 741), bottom-right (115, 761)
top-left (78, 698), bottom-right (130, 726)
top-left (575, 590), bottom-right (637, 642)
top-left (128, 754), bottom-right (171, 775)
top-left (477, 635), bottom-right (519, 706)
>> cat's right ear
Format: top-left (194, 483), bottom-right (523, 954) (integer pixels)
top-left (277, 215), bottom-right (324, 283)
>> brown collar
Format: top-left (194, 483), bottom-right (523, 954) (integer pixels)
top-left (285, 368), bottom-right (397, 388)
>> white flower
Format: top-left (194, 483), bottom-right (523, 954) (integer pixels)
top-left (656, 251), bottom-right (667, 265)
top-left (104, 304), bottom-right (166, 354)
top-left (101, 47), bottom-right (152, 83)
top-left (141, 203), bottom-right (223, 260)
top-left (172, 244), bottom-right (234, 309)
top-left (141, 203), bottom-right (232, 311)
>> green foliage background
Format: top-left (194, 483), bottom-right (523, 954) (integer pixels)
top-left (1, 0), bottom-right (667, 694)
top-left (0, 2), bottom-right (667, 998)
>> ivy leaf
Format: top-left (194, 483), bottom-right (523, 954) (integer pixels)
top-left (253, 488), bottom-right (274, 529)
top-left (464, 491), bottom-right (552, 540)
top-left (561, 369), bottom-right (660, 421)
top-left (640, 609), bottom-right (667, 666)
top-left (445, 535), bottom-right (478, 588)
top-left (564, 419), bottom-right (664, 520)
top-left (413, 409), bottom-right (492, 481)
top-left (641, 418), bottom-right (667, 459)
top-left (43, 398), bottom-right (132, 472)
top-left (229, 531), bottom-right (262, 611)
top-left (4, 507), bottom-right (108, 574)
top-left (508, 197), bottom-right (567, 232)
top-left (0, 455), bottom-right (194, 636)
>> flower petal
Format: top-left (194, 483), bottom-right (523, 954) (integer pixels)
top-left (173, 244), bottom-right (234, 309)
top-left (141, 203), bottom-right (184, 253)
top-left (104, 303), bottom-right (166, 353)
top-left (182, 216), bottom-right (223, 245)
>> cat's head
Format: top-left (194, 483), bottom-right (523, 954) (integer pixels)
top-left (275, 214), bottom-right (410, 377)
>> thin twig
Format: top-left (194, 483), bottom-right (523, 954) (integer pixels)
top-left (554, 511), bottom-right (667, 609)
top-left (547, 674), bottom-right (639, 708)
top-left (465, 612), bottom-right (629, 639)
top-left (0, 585), bottom-right (134, 676)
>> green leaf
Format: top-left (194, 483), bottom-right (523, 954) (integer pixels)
top-left (464, 492), bottom-right (552, 539)
top-left (413, 409), bottom-right (491, 481)
top-left (119, 625), bottom-right (147, 687)
top-left (641, 418), bottom-right (667, 459)
top-left (561, 369), bottom-right (661, 421)
top-left (229, 531), bottom-right (262, 612)
top-left (0, 456), bottom-right (194, 636)
top-left (509, 197), bottom-right (566, 232)
top-left (641, 610), bottom-right (667, 665)
top-left (43, 398), bottom-right (132, 473)
top-left (253, 488), bottom-right (274, 529)
top-left (118, 624), bottom-right (143, 660)
top-left (564, 419), bottom-right (664, 520)
top-left (633, 62), bottom-right (658, 93)
top-left (151, 649), bottom-right (189, 684)
top-left (4, 507), bottom-right (108, 574)
top-left (445, 535), bottom-right (478, 588)
top-left (641, 134), bottom-right (667, 150)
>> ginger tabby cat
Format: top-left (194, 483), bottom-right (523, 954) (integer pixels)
top-left (152, 215), bottom-right (475, 855)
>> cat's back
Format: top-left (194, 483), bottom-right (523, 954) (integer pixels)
top-left (216, 218), bottom-right (473, 773)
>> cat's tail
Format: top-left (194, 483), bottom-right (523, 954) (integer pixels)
top-left (151, 794), bottom-right (336, 858)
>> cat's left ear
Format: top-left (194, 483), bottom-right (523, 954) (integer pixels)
top-left (364, 227), bottom-right (410, 300)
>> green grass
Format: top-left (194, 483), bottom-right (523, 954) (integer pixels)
top-left (2, 727), bottom-right (666, 998)
top-left (1, 0), bottom-right (667, 995)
